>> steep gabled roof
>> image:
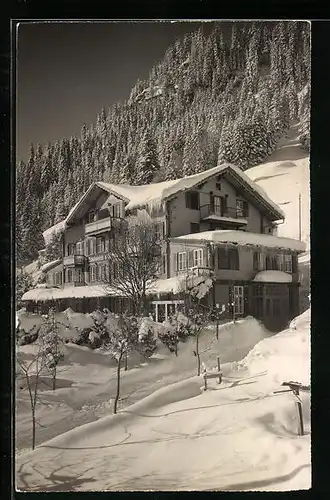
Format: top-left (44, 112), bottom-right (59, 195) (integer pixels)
top-left (96, 163), bottom-right (285, 219)
top-left (43, 163), bottom-right (285, 241)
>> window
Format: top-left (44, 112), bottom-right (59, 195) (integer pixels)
top-left (190, 223), bottom-right (200, 234)
top-left (76, 241), bottom-right (84, 255)
top-left (277, 253), bottom-right (285, 271)
top-left (253, 252), bottom-right (264, 271)
top-left (233, 286), bottom-right (244, 315)
top-left (154, 221), bottom-right (164, 240)
top-left (90, 265), bottom-right (96, 283)
top-left (193, 248), bottom-right (203, 268)
top-left (54, 272), bottom-right (62, 286)
top-left (96, 237), bottom-right (105, 254)
top-left (97, 264), bottom-right (107, 281)
top-left (76, 269), bottom-right (84, 283)
top-left (178, 252), bottom-right (187, 271)
top-left (236, 199), bottom-right (249, 218)
top-left (111, 203), bottom-right (122, 218)
top-left (217, 247), bottom-right (239, 270)
top-left (266, 254), bottom-right (278, 270)
top-left (215, 182), bottom-right (221, 191)
top-left (185, 191), bottom-right (200, 210)
top-left (284, 254), bottom-right (292, 273)
top-left (67, 244), bottom-right (75, 256)
top-left (214, 195), bottom-right (222, 214)
top-left (67, 269), bottom-right (74, 282)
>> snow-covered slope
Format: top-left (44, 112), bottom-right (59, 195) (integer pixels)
top-left (246, 124), bottom-right (310, 252)
top-left (16, 310), bottom-right (310, 492)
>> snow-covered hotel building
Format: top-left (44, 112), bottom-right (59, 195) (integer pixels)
top-left (22, 164), bottom-right (306, 331)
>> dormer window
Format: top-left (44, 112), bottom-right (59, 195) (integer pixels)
top-left (216, 182), bottom-right (221, 191)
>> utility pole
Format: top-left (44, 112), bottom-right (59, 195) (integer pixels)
top-left (298, 193), bottom-right (302, 241)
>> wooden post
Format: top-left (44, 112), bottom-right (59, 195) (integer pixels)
top-left (217, 356), bottom-right (222, 384)
top-left (296, 400), bottom-right (304, 436)
top-left (203, 371), bottom-right (207, 391)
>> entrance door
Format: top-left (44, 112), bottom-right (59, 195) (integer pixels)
top-left (263, 284), bottom-right (289, 331)
top-left (233, 285), bottom-right (244, 316)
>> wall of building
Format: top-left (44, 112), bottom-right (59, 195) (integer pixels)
top-left (64, 224), bottom-right (85, 249)
top-left (167, 175), bottom-right (272, 238)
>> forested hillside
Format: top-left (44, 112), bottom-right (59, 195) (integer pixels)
top-left (16, 21), bottom-right (310, 264)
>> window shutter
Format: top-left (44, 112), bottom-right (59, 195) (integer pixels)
top-left (202, 248), bottom-right (207, 267)
top-left (243, 201), bottom-right (249, 217)
top-left (188, 250), bottom-right (194, 268)
top-left (185, 192), bottom-right (190, 208)
top-left (91, 237), bottom-right (96, 255)
top-left (253, 251), bottom-right (259, 271)
top-left (105, 237), bottom-right (109, 253)
top-left (173, 253), bottom-right (178, 272)
top-left (218, 247), bottom-right (229, 269)
top-left (210, 194), bottom-right (215, 212)
top-left (266, 254), bottom-right (272, 270)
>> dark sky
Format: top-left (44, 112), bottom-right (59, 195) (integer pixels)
top-left (16, 20), bottom-right (221, 163)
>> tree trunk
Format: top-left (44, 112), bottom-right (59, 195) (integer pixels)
top-left (113, 353), bottom-right (123, 414)
top-left (32, 407), bottom-right (36, 450)
top-left (52, 364), bottom-right (56, 391)
top-left (124, 351), bottom-right (128, 371)
top-left (216, 319), bottom-right (219, 340)
top-left (196, 334), bottom-right (201, 376)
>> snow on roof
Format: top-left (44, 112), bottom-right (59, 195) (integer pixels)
top-left (174, 230), bottom-right (306, 252)
top-left (94, 163), bottom-right (285, 218)
top-left (146, 276), bottom-right (186, 295)
top-left (21, 285), bottom-right (120, 302)
top-left (253, 271), bottom-right (292, 283)
top-left (42, 220), bottom-right (66, 246)
top-left (40, 259), bottom-right (62, 273)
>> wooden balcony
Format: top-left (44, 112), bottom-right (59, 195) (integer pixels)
top-left (63, 254), bottom-right (86, 266)
top-left (85, 216), bottom-right (112, 236)
top-left (200, 204), bottom-right (247, 225)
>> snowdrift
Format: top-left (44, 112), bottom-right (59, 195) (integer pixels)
top-left (16, 309), bottom-right (310, 492)
top-left (238, 308), bottom-right (310, 387)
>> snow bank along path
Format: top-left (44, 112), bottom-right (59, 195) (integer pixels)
top-left (16, 310), bottom-right (310, 492)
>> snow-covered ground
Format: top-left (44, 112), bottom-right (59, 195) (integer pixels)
top-left (16, 309), bottom-right (310, 492)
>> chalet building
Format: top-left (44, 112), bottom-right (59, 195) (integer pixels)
top-left (22, 163), bottom-right (306, 331)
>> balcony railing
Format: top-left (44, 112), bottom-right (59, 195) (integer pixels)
top-left (85, 216), bottom-right (112, 235)
top-left (63, 254), bottom-right (86, 266)
top-left (200, 204), bottom-right (247, 221)
top-left (176, 266), bottom-right (213, 277)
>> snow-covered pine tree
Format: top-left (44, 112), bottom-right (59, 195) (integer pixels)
top-left (135, 129), bottom-right (159, 185)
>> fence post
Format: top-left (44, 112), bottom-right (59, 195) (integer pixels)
top-left (296, 400), bottom-right (304, 436)
top-left (217, 356), bottom-right (222, 384)
top-left (203, 370), bottom-right (207, 391)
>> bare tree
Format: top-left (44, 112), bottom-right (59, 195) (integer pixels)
top-left (178, 273), bottom-right (214, 375)
top-left (104, 213), bottom-right (163, 315)
top-left (105, 312), bottom-right (139, 414)
top-left (16, 338), bottom-right (46, 450)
